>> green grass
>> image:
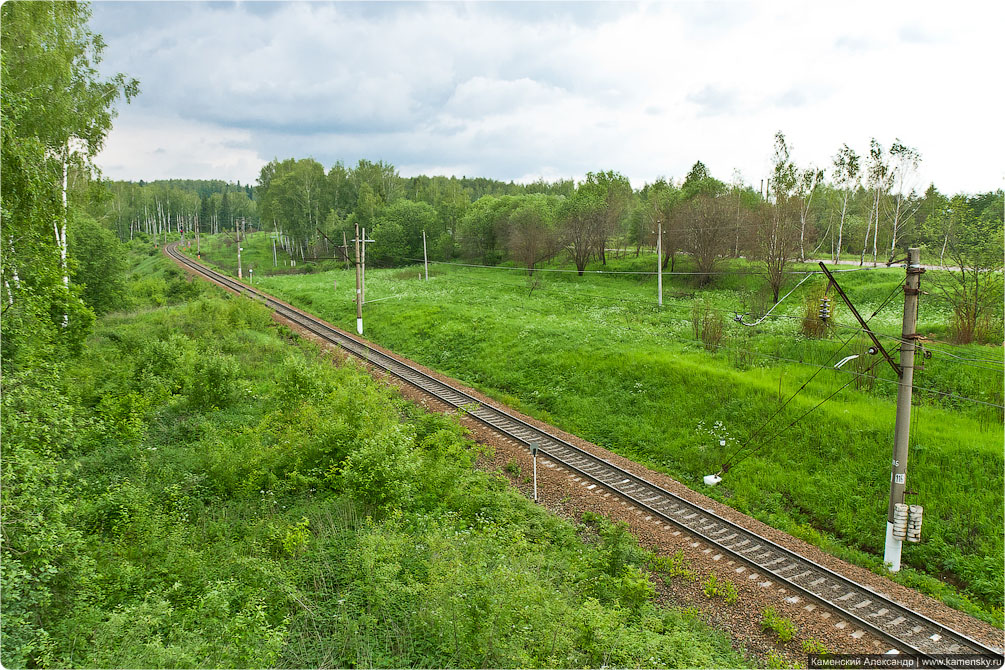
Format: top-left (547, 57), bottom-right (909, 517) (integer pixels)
top-left (186, 233), bottom-right (1005, 626)
top-left (1, 253), bottom-right (753, 668)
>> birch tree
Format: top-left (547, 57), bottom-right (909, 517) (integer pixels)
top-left (860, 139), bottom-right (890, 266)
top-left (887, 140), bottom-right (921, 261)
top-left (795, 165), bottom-right (824, 261)
top-left (756, 132), bottom-right (800, 301)
top-left (1, 1), bottom-right (137, 361)
top-left (831, 144), bottom-right (860, 261)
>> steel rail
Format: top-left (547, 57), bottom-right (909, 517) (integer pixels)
top-left (165, 244), bottom-right (1002, 662)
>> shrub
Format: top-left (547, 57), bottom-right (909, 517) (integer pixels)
top-left (801, 287), bottom-right (835, 338)
top-left (761, 606), bottom-right (797, 642)
top-left (691, 300), bottom-right (724, 351)
top-left (702, 572), bottom-right (738, 604)
top-left (187, 351), bottom-right (239, 409)
top-left (650, 550), bottom-right (697, 582)
top-left (283, 517), bottom-right (311, 556)
top-left (340, 423), bottom-right (419, 511)
top-left (802, 637), bottom-right (829, 656)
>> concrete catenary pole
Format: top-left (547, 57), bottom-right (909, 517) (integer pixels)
top-left (354, 221), bottom-right (363, 335)
top-left (884, 247), bottom-right (923, 572)
top-left (423, 229), bottom-right (429, 280)
top-left (657, 218), bottom-right (663, 307)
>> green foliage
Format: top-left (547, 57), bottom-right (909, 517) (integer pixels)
top-left (1, 0), bottom-right (138, 365)
top-left (702, 572), bottom-right (739, 604)
top-left (765, 649), bottom-right (795, 669)
top-left (68, 214), bottom-right (128, 314)
top-left (651, 550), bottom-right (698, 582)
top-left (245, 253), bottom-right (1002, 623)
top-left (760, 606), bottom-right (797, 642)
top-left (371, 199), bottom-right (438, 265)
top-left (186, 350), bottom-right (239, 409)
top-left (1, 267), bottom-right (751, 667)
top-left (802, 637), bottom-right (830, 656)
top-left (282, 517), bottom-right (311, 556)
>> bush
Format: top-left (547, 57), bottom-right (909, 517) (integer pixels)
top-left (650, 550), bottom-right (697, 582)
top-left (340, 423), bottom-right (419, 512)
top-left (702, 572), bottom-right (738, 604)
top-left (801, 286), bottom-right (835, 338)
top-left (187, 351), bottom-right (239, 409)
top-left (761, 606), bottom-right (797, 642)
top-left (691, 300), bottom-right (725, 351)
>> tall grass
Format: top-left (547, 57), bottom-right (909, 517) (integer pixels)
top-left (1, 253), bottom-right (752, 667)
top-left (183, 234), bottom-right (1005, 625)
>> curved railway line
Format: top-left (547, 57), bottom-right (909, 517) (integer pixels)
top-left (166, 243), bottom-right (1002, 663)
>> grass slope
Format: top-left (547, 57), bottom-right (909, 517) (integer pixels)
top-left (189, 233), bottom-right (1004, 625)
top-left (1, 253), bottom-right (751, 668)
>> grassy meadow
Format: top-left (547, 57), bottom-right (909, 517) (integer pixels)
top-left (188, 233), bottom-right (1004, 626)
top-left (2, 252), bottom-right (753, 668)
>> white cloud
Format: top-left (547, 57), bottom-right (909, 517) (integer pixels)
top-left (92, 0), bottom-right (1005, 193)
top-left (97, 109), bottom-right (264, 183)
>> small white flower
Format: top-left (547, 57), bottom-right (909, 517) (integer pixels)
top-left (720, 439), bottom-right (726, 446)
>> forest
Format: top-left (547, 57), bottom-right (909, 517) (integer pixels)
top-left (93, 144), bottom-right (1003, 346)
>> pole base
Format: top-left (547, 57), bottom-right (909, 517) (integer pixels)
top-left (356, 318), bottom-right (363, 336)
top-left (884, 521), bottom-right (902, 572)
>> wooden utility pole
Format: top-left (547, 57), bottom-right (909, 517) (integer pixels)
top-left (237, 240), bottom-right (243, 279)
top-left (354, 221), bottom-right (363, 335)
top-left (361, 227), bottom-right (367, 304)
top-left (657, 218), bottom-right (663, 307)
top-left (343, 231), bottom-right (350, 271)
top-left (423, 229), bottom-right (429, 280)
top-left (884, 247), bottom-right (923, 572)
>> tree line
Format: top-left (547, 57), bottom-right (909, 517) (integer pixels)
top-left (87, 135), bottom-right (1003, 342)
top-left (235, 136), bottom-right (1000, 298)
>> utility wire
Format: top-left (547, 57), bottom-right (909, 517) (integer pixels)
top-left (736, 273), bottom-right (818, 326)
top-left (719, 278), bottom-right (907, 472)
top-left (359, 272), bottom-right (1003, 409)
top-left (421, 270), bottom-right (1001, 375)
top-left (718, 320), bottom-right (863, 470)
top-left (410, 258), bottom-right (871, 276)
top-left (727, 355), bottom-right (889, 472)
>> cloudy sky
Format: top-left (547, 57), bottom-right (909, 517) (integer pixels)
top-left (91, 1), bottom-right (1003, 194)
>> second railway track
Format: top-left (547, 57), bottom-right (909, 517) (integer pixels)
top-left (166, 243), bottom-right (1002, 663)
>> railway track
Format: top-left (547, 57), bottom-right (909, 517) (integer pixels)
top-left (166, 243), bottom-right (1002, 663)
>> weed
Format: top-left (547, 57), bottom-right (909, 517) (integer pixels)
top-left (505, 459), bottom-right (521, 477)
top-left (802, 637), bottom-right (829, 657)
top-left (765, 650), bottom-right (795, 669)
top-left (282, 516), bottom-right (311, 556)
top-left (702, 571), bottom-right (739, 604)
top-left (650, 550), bottom-right (698, 582)
top-left (761, 606), bottom-right (797, 642)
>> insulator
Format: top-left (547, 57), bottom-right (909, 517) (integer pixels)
top-left (818, 297), bottom-right (831, 321)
